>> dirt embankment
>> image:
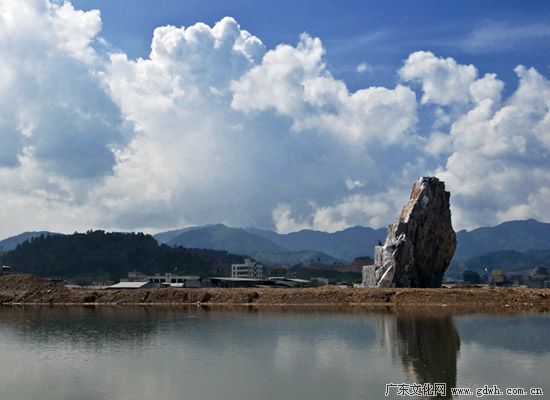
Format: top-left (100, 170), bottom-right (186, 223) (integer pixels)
top-left (0, 274), bottom-right (549, 311)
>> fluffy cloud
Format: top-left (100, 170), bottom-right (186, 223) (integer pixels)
top-left (97, 19), bottom-right (420, 231)
top-left (394, 50), bottom-right (550, 229)
top-left (231, 34), bottom-right (417, 145)
top-left (0, 0), bottom-right (126, 235)
top-left (400, 51), bottom-right (478, 106)
top-left (0, 1), bottom-right (549, 239)
top-left (434, 65), bottom-right (550, 228)
top-left (273, 190), bottom-right (406, 234)
top-left (0, 0), bottom-right (124, 177)
top-left (284, 54), bottom-right (550, 232)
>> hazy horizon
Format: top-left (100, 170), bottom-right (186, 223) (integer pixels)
top-left (2, 217), bottom-right (549, 243)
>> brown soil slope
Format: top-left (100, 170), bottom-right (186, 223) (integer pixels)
top-left (0, 274), bottom-right (549, 310)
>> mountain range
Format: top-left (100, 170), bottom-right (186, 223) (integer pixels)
top-left (244, 226), bottom-right (387, 261)
top-left (1, 231), bottom-right (243, 282)
top-left (455, 219), bottom-right (550, 259)
top-left (152, 224), bottom-right (357, 265)
top-left (2, 219), bottom-right (550, 272)
top-left (0, 231), bottom-right (58, 252)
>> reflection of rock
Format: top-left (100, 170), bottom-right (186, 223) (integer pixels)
top-left (395, 314), bottom-right (460, 399)
top-left (377, 312), bottom-right (460, 400)
top-left (364, 177), bottom-right (456, 287)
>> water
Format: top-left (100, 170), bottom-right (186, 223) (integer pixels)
top-left (0, 306), bottom-right (548, 400)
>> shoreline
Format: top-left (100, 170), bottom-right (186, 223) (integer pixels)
top-left (2, 302), bottom-right (550, 314)
top-left (1, 275), bottom-right (549, 312)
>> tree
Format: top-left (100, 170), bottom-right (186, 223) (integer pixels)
top-left (463, 269), bottom-right (482, 284)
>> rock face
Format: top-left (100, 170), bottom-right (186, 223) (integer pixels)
top-left (363, 177), bottom-right (456, 288)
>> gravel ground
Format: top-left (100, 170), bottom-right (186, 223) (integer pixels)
top-left (1, 274), bottom-right (549, 311)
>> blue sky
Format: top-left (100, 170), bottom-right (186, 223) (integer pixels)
top-left (0, 0), bottom-right (549, 238)
top-left (73, 0), bottom-right (550, 89)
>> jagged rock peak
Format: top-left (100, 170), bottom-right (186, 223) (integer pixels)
top-left (363, 176), bottom-right (456, 288)
top-left (398, 176), bottom-right (451, 224)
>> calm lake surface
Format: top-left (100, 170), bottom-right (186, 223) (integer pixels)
top-left (0, 306), bottom-right (548, 400)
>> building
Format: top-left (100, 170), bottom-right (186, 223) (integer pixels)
top-left (231, 259), bottom-right (263, 279)
top-left (108, 281), bottom-right (159, 289)
top-left (210, 277), bottom-right (263, 288)
top-left (127, 270), bottom-right (148, 281)
top-left (148, 273), bottom-right (202, 288)
top-left (528, 267), bottom-right (550, 288)
top-left (1, 265), bottom-right (12, 275)
top-left (123, 271), bottom-right (202, 288)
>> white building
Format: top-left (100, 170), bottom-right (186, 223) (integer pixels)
top-left (148, 273), bottom-right (201, 288)
top-left (124, 271), bottom-right (202, 288)
top-left (231, 259), bottom-right (263, 279)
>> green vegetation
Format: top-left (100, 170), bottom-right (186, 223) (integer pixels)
top-left (463, 270), bottom-right (483, 284)
top-left (0, 231), bottom-right (58, 252)
top-left (1, 230), bottom-right (244, 283)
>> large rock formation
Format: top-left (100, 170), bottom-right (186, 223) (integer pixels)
top-left (363, 177), bottom-right (456, 288)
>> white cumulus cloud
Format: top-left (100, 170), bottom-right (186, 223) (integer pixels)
top-left (273, 190), bottom-right (407, 234)
top-left (231, 34), bottom-right (418, 145)
top-left (96, 20), bottom-right (421, 231)
top-left (0, 0), bottom-right (126, 236)
top-left (400, 51), bottom-right (478, 106)
top-left (0, 1), bottom-right (549, 239)
top-left (434, 65), bottom-right (550, 228)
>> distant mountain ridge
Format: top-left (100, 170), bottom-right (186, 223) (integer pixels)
top-left (3, 219), bottom-right (550, 270)
top-left (154, 219), bottom-right (550, 268)
top-left (160, 224), bottom-right (286, 253)
top-left (455, 219), bottom-right (550, 260)
top-left (0, 231), bottom-right (59, 252)
top-left (154, 224), bottom-right (343, 265)
top-left (245, 226), bottom-right (387, 262)
top-left (1, 231), bottom-right (243, 282)
top-left (447, 248), bottom-right (550, 279)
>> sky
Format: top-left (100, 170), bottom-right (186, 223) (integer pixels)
top-left (0, 0), bottom-right (549, 238)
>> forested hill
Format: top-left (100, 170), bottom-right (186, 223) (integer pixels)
top-left (1, 231), bottom-right (244, 283)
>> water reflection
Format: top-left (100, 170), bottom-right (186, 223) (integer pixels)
top-left (0, 306), bottom-right (163, 345)
top-left (398, 313), bottom-right (458, 399)
top-left (375, 310), bottom-right (460, 399)
top-left (456, 314), bottom-right (550, 354)
top-left (0, 306), bottom-right (547, 400)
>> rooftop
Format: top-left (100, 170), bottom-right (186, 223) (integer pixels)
top-left (108, 281), bottom-right (151, 289)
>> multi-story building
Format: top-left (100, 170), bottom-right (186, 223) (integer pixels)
top-left (231, 259), bottom-right (263, 279)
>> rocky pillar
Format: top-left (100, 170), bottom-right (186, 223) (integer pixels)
top-left (372, 177), bottom-right (456, 288)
